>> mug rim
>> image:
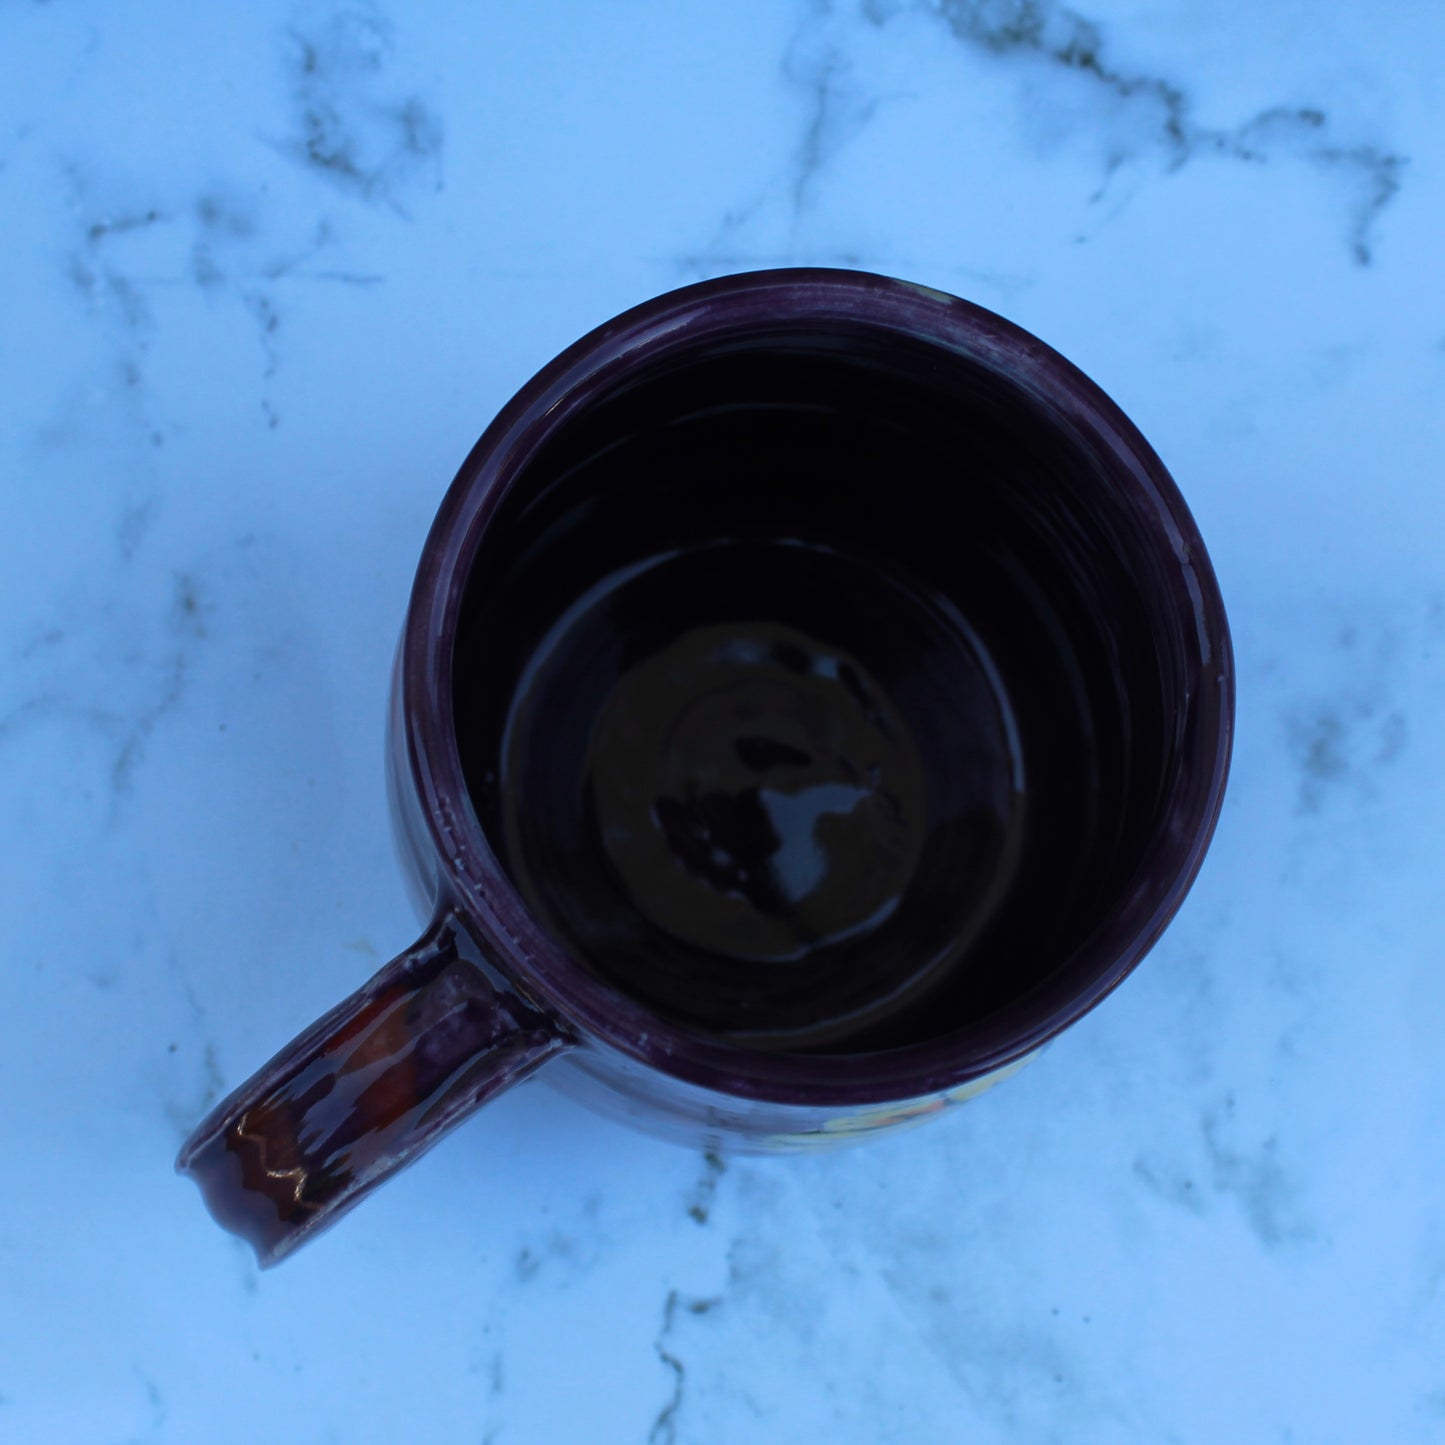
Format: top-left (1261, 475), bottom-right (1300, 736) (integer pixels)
top-left (400, 267), bottom-right (1234, 1106)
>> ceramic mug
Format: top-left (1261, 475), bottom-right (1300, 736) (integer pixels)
top-left (178, 269), bottom-right (1233, 1266)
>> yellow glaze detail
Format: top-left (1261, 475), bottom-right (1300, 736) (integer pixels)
top-left (901, 280), bottom-right (957, 307)
top-left (763, 1049), bottom-right (1042, 1151)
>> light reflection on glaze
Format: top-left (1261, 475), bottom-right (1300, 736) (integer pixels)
top-left (176, 924), bottom-right (568, 1266)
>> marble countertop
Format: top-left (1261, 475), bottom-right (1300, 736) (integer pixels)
top-left (3, 2), bottom-right (1443, 1440)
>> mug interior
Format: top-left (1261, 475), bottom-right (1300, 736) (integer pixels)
top-left (438, 280), bottom-right (1227, 1068)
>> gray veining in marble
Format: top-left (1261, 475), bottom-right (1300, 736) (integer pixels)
top-left (2, 1), bottom-right (1443, 1440)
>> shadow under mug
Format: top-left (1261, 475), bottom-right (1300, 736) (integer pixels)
top-left (178, 269), bottom-right (1233, 1266)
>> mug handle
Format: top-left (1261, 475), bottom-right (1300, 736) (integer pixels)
top-left (176, 912), bottom-right (572, 1266)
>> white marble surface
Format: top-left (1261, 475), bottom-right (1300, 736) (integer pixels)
top-left (2, 1), bottom-right (1443, 1439)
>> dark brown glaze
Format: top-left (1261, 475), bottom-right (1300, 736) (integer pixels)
top-left (176, 919), bottom-right (570, 1266)
top-left (462, 540), bottom-right (1031, 1051)
top-left (421, 271), bottom-right (1230, 1106)
top-left (176, 269), bottom-right (1233, 1266)
top-left (452, 330), bottom-right (1169, 1053)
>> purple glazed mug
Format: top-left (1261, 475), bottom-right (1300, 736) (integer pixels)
top-left (178, 269), bottom-right (1233, 1265)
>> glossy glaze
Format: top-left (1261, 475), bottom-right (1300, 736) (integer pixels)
top-left (176, 921), bottom-right (568, 1265)
top-left (464, 542), bottom-right (1022, 1052)
top-left (453, 329), bottom-right (1185, 1055)
top-left (178, 269), bottom-right (1234, 1264)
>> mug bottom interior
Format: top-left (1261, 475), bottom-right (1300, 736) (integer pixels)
top-left (452, 327), bottom-right (1180, 1053)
